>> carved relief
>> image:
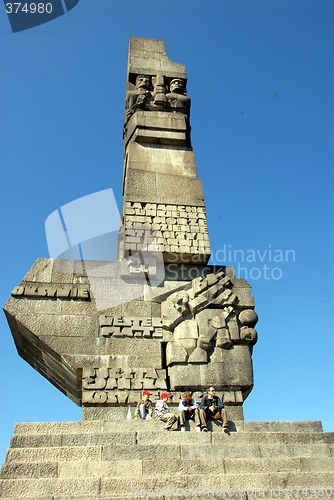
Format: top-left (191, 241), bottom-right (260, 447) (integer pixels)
top-left (81, 366), bottom-right (244, 407)
top-left (12, 284), bottom-right (90, 300)
top-left (99, 315), bottom-right (163, 339)
top-left (82, 367), bottom-right (168, 404)
top-left (125, 75), bottom-right (153, 124)
top-left (125, 74), bottom-right (190, 124)
top-left (166, 78), bottom-right (191, 116)
top-left (161, 271), bottom-right (258, 367)
top-left (123, 202), bottom-right (210, 255)
top-left (121, 253), bottom-right (157, 278)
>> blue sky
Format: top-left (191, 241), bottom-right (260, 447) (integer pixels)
top-left (0, 0), bottom-right (333, 465)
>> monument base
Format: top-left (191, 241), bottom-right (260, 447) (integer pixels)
top-left (1, 417), bottom-right (333, 499)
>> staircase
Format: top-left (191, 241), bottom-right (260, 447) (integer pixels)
top-left (1, 419), bottom-right (333, 499)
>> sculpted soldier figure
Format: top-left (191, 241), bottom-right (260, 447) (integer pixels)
top-left (125, 74), bottom-right (153, 124)
top-left (166, 78), bottom-right (191, 116)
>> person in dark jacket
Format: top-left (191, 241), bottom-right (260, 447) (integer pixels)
top-left (199, 386), bottom-right (229, 433)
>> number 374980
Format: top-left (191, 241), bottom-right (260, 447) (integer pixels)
top-left (5, 3), bottom-right (53, 14)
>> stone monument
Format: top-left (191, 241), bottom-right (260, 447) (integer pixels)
top-left (2, 38), bottom-right (331, 499)
top-left (3, 37), bottom-right (258, 420)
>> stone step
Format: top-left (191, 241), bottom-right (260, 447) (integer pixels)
top-left (138, 430), bottom-right (334, 446)
top-left (0, 494), bottom-right (333, 500)
top-left (10, 431), bottom-right (138, 448)
top-left (9, 430), bottom-right (334, 449)
top-left (244, 420), bottom-right (323, 433)
top-left (0, 472), bottom-right (333, 498)
top-left (5, 440), bottom-right (334, 466)
top-left (5, 445), bottom-right (103, 463)
top-left (0, 494), bottom-right (331, 500)
top-left (103, 442), bottom-right (334, 460)
top-left (13, 419), bottom-right (323, 435)
top-left (2, 457), bottom-right (334, 479)
top-left (13, 419), bottom-right (240, 435)
top-left (13, 420), bottom-right (164, 435)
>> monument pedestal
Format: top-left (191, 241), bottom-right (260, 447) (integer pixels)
top-left (1, 418), bottom-right (333, 499)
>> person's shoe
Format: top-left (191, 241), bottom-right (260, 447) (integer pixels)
top-left (195, 426), bottom-right (201, 432)
top-left (181, 426), bottom-right (186, 432)
top-left (223, 426), bottom-right (230, 434)
top-left (202, 427), bottom-right (208, 433)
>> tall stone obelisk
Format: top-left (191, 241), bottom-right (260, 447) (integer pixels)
top-left (120, 37), bottom-right (210, 265)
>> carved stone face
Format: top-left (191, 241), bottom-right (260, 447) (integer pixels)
top-left (136, 75), bottom-right (150, 90)
top-left (170, 79), bottom-right (184, 94)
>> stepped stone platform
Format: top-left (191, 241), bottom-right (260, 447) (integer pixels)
top-left (1, 418), bottom-right (333, 499)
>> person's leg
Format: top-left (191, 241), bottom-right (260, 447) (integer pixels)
top-left (221, 408), bottom-right (228, 429)
top-left (139, 404), bottom-right (147, 420)
top-left (179, 410), bottom-right (186, 427)
top-left (165, 413), bottom-right (178, 430)
top-left (199, 409), bottom-right (208, 431)
top-left (191, 409), bottom-right (201, 431)
top-left (193, 409), bottom-right (201, 427)
top-left (212, 409), bottom-right (229, 431)
top-left (159, 414), bottom-right (169, 427)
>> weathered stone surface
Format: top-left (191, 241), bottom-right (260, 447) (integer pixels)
top-left (168, 345), bottom-right (253, 393)
top-left (244, 420), bottom-right (323, 433)
top-left (16, 314), bottom-right (98, 338)
top-left (127, 37), bottom-right (187, 78)
top-left (22, 258), bottom-right (54, 283)
top-left (127, 142), bottom-right (197, 177)
top-left (10, 435), bottom-right (62, 449)
top-left (0, 478), bottom-right (101, 497)
top-left (0, 462), bottom-right (58, 479)
top-left (14, 422), bottom-right (99, 435)
top-left (57, 459), bottom-right (143, 478)
top-left (101, 475), bottom-right (188, 495)
top-left (5, 445), bottom-right (102, 463)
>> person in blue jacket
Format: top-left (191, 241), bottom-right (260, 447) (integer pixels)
top-left (199, 386), bottom-right (229, 433)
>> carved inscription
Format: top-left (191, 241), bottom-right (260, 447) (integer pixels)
top-left (12, 284), bottom-right (90, 300)
top-left (123, 202), bottom-right (210, 255)
top-left (99, 315), bottom-right (163, 339)
top-left (81, 367), bottom-right (244, 407)
top-left (82, 367), bottom-right (168, 404)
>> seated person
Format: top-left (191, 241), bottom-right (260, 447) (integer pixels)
top-left (154, 392), bottom-right (178, 431)
top-left (178, 391), bottom-right (201, 432)
top-left (199, 386), bottom-right (229, 433)
top-left (134, 390), bottom-right (153, 420)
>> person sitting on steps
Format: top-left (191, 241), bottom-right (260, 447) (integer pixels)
top-left (134, 390), bottom-right (153, 420)
top-left (154, 392), bottom-right (179, 431)
top-left (199, 386), bottom-right (229, 434)
top-left (178, 391), bottom-right (201, 432)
